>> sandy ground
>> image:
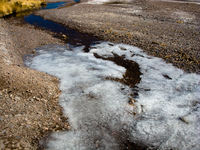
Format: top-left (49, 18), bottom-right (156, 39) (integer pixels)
top-left (36, 0), bottom-right (200, 73)
top-left (0, 0), bottom-right (199, 149)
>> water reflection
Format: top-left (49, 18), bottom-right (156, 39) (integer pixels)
top-left (24, 14), bottom-right (100, 50)
top-left (41, 2), bottom-right (67, 10)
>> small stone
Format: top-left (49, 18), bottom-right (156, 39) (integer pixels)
top-left (62, 34), bottom-right (67, 38)
top-left (15, 96), bottom-right (20, 101)
top-left (108, 43), bottom-right (114, 46)
top-left (43, 127), bottom-right (48, 130)
top-left (177, 20), bottom-right (183, 23)
top-left (128, 97), bottom-right (136, 106)
top-left (152, 41), bottom-right (159, 45)
top-left (180, 117), bottom-right (189, 124)
top-left (119, 46), bottom-right (127, 51)
top-left (9, 94), bottom-right (13, 99)
top-left (35, 97), bottom-right (40, 101)
top-left (32, 49), bottom-right (35, 54)
top-left (29, 98), bottom-right (34, 102)
top-left (15, 114), bottom-right (22, 117)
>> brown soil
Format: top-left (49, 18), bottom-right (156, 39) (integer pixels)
top-left (0, 18), bottom-right (69, 149)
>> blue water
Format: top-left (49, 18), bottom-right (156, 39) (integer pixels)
top-left (41, 2), bottom-right (67, 10)
top-left (23, 2), bottom-right (101, 51)
top-left (24, 14), bottom-right (100, 51)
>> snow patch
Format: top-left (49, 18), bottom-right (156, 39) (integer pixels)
top-left (25, 42), bottom-right (200, 150)
top-left (173, 11), bottom-right (196, 23)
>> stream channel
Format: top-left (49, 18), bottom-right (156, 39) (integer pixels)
top-left (7, 2), bottom-right (200, 150)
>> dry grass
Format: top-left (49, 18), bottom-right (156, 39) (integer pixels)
top-left (0, 0), bottom-right (46, 17)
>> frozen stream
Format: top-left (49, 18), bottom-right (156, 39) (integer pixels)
top-left (25, 42), bottom-right (200, 150)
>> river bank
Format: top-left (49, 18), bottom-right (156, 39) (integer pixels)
top-left (0, 0), bottom-right (199, 149)
top-left (0, 17), bottom-right (69, 149)
top-left (37, 0), bottom-right (200, 73)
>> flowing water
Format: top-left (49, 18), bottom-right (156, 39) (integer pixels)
top-left (19, 2), bottom-right (200, 150)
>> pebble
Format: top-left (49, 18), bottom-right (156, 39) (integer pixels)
top-left (15, 114), bottom-right (22, 117)
top-left (32, 49), bottom-right (35, 54)
top-left (15, 96), bottom-right (20, 101)
top-left (180, 117), bottom-right (189, 124)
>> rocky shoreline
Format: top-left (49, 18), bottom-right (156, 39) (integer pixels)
top-left (0, 0), bottom-right (199, 149)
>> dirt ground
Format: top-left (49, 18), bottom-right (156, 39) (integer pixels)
top-left (36, 0), bottom-right (200, 73)
top-left (0, 18), bottom-right (69, 149)
top-left (0, 0), bottom-right (199, 149)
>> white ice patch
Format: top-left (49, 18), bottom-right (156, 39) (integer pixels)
top-left (173, 11), bottom-right (196, 23)
top-left (25, 42), bottom-right (200, 150)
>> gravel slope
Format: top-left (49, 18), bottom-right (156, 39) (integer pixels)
top-left (0, 18), bottom-right (69, 149)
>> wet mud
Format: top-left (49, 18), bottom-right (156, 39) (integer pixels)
top-left (94, 53), bottom-right (142, 88)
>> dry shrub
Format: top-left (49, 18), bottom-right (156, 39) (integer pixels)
top-left (0, 0), bottom-right (46, 17)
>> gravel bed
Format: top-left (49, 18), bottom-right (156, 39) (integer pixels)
top-left (36, 0), bottom-right (200, 73)
top-left (0, 18), bottom-right (69, 149)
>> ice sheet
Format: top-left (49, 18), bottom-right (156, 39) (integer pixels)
top-left (25, 42), bottom-right (200, 150)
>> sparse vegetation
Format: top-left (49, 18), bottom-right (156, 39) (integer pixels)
top-left (0, 0), bottom-right (46, 17)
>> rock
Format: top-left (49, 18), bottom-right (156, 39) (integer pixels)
top-left (151, 41), bottom-right (159, 45)
top-left (119, 46), bottom-right (127, 51)
top-left (177, 20), bottom-right (183, 23)
top-left (128, 97), bottom-right (136, 106)
top-left (15, 114), bottom-right (22, 117)
top-left (32, 49), bottom-right (35, 54)
top-left (62, 34), bottom-right (67, 39)
top-left (180, 117), bottom-right (189, 124)
top-left (43, 127), bottom-right (48, 130)
top-left (29, 98), bottom-right (34, 102)
top-left (15, 96), bottom-right (21, 101)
